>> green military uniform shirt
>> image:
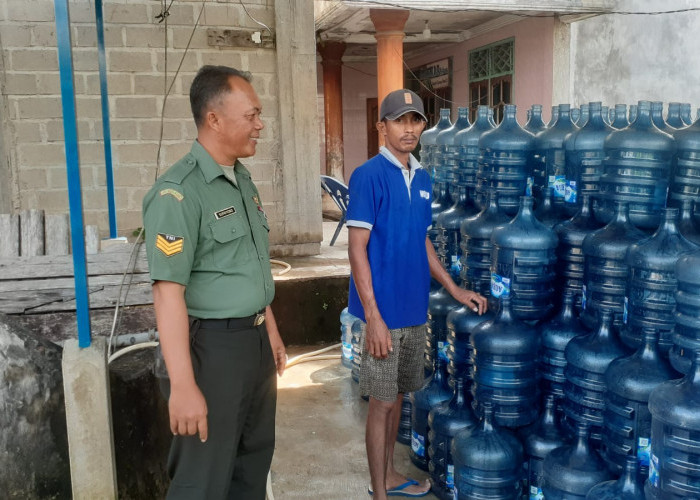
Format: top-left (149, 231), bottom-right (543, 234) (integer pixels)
top-left (143, 140), bottom-right (274, 318)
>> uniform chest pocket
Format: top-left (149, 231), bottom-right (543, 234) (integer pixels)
top-left (209, 215), bottom-right (251, 270)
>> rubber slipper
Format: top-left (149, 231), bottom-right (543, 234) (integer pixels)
top-left (368, 478), bottom-right (430, 497)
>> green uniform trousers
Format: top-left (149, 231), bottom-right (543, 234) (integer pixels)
top-left (162, 318), bottom-right (277, 500)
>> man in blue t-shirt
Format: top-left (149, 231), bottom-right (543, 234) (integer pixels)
top-left (347, 89), bottom-right (487, 499)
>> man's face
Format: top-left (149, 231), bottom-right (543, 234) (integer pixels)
top-left (211, 77), bottom-right (264, 160)
top-left (377, 112), bottom-right (426, 155)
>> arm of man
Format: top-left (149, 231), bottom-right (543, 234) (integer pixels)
top-left (152, 280), bottom-right (208, 442)
top-left (425, 237), bottom-right (488, 315)
top-left (265, 305), bottom-right (286, 376)
top-left (348, 226), bottom-right (392, 359)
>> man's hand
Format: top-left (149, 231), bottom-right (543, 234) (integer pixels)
top-left (366, 316), bottom-right (392, 359)
top-left (269, 329), bottom-right (287, 376)
top-left (451, 287), bottom-right (488, 315)
top-left (169, 382), bottom-right (208, 442)
top-left (265, 306), bottom-right (286, 376)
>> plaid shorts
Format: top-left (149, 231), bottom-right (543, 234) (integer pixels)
top-left (359, 323), bottom-right (426, 402)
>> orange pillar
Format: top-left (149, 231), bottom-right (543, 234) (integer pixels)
top-left (370, 9), bottom-right (410, 145)
top-left (318, 41), bottom-right (346, 180)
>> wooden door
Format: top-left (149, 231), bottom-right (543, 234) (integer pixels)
top-left (367, 97), bottom-right (378, 158)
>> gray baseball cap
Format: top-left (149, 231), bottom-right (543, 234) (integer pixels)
top-left (379, 89), bottom-right (427, 122)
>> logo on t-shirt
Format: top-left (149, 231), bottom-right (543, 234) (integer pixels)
top-left (419, 190), bottom-right (430, 200)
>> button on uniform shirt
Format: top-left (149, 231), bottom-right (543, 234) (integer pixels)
top-left (143, 140), bottom-right (274, 319)
top-left (346, 146), bottom-right (433, 329)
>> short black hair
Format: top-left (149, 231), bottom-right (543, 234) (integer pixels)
top-left (189, 65), bottom-right (252, 127)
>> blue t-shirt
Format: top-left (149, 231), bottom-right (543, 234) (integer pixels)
top-left (347, 147), bottom-right (433, 329)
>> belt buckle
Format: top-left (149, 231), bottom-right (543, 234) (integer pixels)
top-left (254, 312), bottom-right (265, 326)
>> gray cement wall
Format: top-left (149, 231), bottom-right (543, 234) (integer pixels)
top-left (0, 0), bottom-right (322, 255)
top-left (570, 0), bottom-right (700, 107)
top-left (0, 314), bottom-right (70, 498)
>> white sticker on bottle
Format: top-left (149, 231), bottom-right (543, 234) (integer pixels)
top-left (411, 430), bottom-right (425, 457)
top-left (491, 273), bottom-right (511, 298)
top-left (649, 453), bottom-right (660, 487)
top-left (638, 436), bottom-right (651, 467)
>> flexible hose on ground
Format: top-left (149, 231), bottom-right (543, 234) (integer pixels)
top-left (107, 338), bottom-right (340, 500)
top-left (270, 259), bottom-right (292, 275)
top-left (107, 341), bottom-right (159, 364)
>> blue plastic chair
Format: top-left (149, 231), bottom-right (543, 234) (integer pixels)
top-left (320, 175), bottom-right (349, 246)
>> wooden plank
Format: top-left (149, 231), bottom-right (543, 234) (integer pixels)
top-left (85, 224), bottom-right (100, 254)
top-left (45, 214), bottom-right (70, 255)
top-left (0, 272), bottom-right (151, 293)
top-left (0, 287), bottom-right (102, 314)
top-left (28, 283), bottom-right (154, 313)
top-left (20, 209), bottom-right (45, 256)
top-left (0, 245), bottom-right (149, 279)
top-left (0, 214), bottom-right (20, 257)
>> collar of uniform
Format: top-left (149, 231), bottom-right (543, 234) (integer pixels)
top-left (190, 140), bottom-right (252, 183)
top-left (379, 145), bottom-right (423, 171)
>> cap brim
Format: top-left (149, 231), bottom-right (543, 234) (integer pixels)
top-left (383, 107), bottom-right (427, 122)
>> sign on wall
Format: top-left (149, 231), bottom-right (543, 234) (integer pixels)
top-left (411, 58), bottom-right (452, 90)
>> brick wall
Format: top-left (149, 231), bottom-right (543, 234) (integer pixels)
top-left (0, 0), bottom-right (285, 242)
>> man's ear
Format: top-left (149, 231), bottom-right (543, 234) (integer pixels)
top-left (206, 108), bottom-right (220, 132)
top-left (376, 120), bottom-right (386, 135)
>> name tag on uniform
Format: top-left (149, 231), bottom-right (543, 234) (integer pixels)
top-left (215, 206), bottom-right (236, 219)
top-left (419, 190), bottom-right (430, 200)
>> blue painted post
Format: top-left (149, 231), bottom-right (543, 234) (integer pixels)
top-left (95, 0), bottom-right (117, 239)
top-left (55, 0), bottom-right (92, 347)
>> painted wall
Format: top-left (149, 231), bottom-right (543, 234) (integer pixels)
top-left (570, 0), bottom-right (700, 109)
top-left (407, 16), bottom-right (556, 125)
top-left (325, 16), bottom-right (557, 178)
top-left (341, 62), bottom-right (377, 181)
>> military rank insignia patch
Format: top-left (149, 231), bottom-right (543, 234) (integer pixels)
top-left (159, 188), bottom-right (184, 201)
top-left (156, 233), bottom-right (184, 256)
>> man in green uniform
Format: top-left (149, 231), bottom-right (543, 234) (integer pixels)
top-left (143, 65), bottom-right (286, 500)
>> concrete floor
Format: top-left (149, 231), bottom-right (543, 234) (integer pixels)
top-left (269, 221), bottom-right (437, 499)
top-left (271, 354), bottom-right (436, 499)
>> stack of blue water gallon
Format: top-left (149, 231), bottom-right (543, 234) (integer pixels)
top-left (341, 99), bottom-right (700, 500)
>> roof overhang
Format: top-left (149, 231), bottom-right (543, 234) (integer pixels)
top-left (315, 0), bottom-right (615, 60)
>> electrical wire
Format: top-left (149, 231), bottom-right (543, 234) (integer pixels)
top-left (238, 0), bottom-right (273, 40)
top-left (107, 228), bottom-right (144, 357)
top-left (155, 0), bottom-right (207, 180)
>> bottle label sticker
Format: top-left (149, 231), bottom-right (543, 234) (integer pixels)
top-left (638, 437), bottom-right (651, 466)
top-left (649, 453), bottom-right (660, 487)
top-left (526, 176), bottom-right (534, 197)
top-left (411, 430), bottom-right (425, 457)
top-left (553, 175), bottom-right (566, 198)
top-left (582, 284), bottom-right (587, 310)
top-left (529, 485), bottom-right (544, 500)
top-left (450, 255), bottom-right (462, 280)
top-left (565, 180), bottom-right (577, 204)
top-left (342, 342), bottom-right (353, 361)
top-left (491, 273), bottom-right (511, 298)
top-left (438, 341), bottom-right (449, 363)
top-left (446, 464), bottom-right (454, 489)
top-left (624, 297), bottom-right (629, 324)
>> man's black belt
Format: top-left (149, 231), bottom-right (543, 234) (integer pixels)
top-left (195, 309), bottom-right (266, 330)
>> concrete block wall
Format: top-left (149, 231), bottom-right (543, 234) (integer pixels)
top-left (0, 0), bottom-right (307, 249)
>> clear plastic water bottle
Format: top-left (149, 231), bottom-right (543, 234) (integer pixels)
top-left (339, 307), bottom-right (357, 369)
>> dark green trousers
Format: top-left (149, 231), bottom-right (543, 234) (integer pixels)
top-left (162, 319), bottom-right (277, 500)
